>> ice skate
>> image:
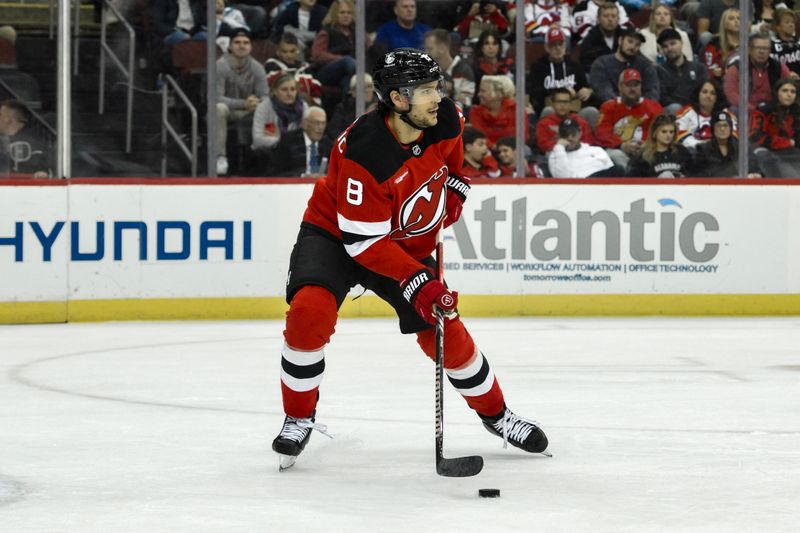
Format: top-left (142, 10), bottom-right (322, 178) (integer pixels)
top-left (272, 413), bottom-right (332, 471)
top-left (480, 405), bottom-right (551, 456)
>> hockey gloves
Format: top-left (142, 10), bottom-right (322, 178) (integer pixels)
top-left (444, 174), bottom-right (470, 228)
top-left (401, 268), bottom-right (458, 325)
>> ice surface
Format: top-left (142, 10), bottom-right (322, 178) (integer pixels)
top-left (1, 317), bottom-right (799, 532)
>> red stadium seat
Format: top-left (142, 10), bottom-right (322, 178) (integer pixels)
top-left (0, 37), bottom-right (16, 68)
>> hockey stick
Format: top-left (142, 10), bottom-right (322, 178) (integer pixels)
top-left (434, 229), bottom-right (484, 478)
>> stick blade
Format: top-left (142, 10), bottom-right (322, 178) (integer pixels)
top-left (437, 455), bottom-right (484, 477)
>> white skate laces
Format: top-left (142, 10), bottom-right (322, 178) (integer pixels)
top-left (279, 416), bottom-right (334, 442)
top-left (492, 409), bottom-right (537, 449)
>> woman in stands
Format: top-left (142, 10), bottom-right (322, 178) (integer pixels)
top-left (693, 111), bottom-right (763, 178)
top-left (469, 75), bottom-right (529, 148)
top-left (703, 8), bottom-right (741, 80)
top-left (675, 79), bottom-right (735, 151)
top-left (310, 0), bottom-right (369, 96)
top-left (639, 4), bottom-right (693, 64)
top-left (627, 113), bottom-right (693, 177)
top-left (252, 72), bottom-right (308, 161)
top-left (472, 29), bottom-right (514, 98)
top-left (750, 77), bottom-right (800, 177)
top-left (770, 8), bottom-right (800, 77)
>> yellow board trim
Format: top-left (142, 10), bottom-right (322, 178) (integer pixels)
top-left (1, 294), bottom-right (800, 324)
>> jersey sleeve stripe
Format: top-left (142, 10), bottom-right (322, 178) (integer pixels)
top-left (337, 213), bottom-right (391, 238)
top-left (343, 234), bottom-right (384, 257)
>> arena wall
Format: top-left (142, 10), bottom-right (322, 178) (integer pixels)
top-left (1, 178), bottom-right (799, 323)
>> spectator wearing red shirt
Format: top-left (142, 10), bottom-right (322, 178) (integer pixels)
top-left (595, 68), bottom-right (664, 169)
top-left (495, 136), bottom-right (538, 177)
top-left (724, 31), bottom-right (792, 112)
top-left (462, 126), bottom-right (501, 177)
top-left (536, 87), bottom-right (595, 153)
top-left (750, 77), bottom-right (800, 177)
top-left (469, 75), bottom-right (529, 147)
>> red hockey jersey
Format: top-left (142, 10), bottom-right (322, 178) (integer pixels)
top-left (595, 97), bottom-right (664, 148)
top-left (302, 98), bottom-right (465, 282)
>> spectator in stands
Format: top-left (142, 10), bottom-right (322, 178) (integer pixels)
top-left (495, 136), bottom-right (537, 177)
top-left (216, 0), bottom-right (249, 52)
top-left (215, 29), bottom-right (267, 175)
top-left (424, 29), bottom-right (475, 112)
top-left (265, 32), bottom-right (323, 106)
top-left (547, 117), bottom-right (617, 178)
top-left (0, 25), bottom-right (16, 46)
top-left (573, 0), bottom-right (630, 44)
top-left (152, 0), bottom-right (207, 52)
top-left (640, 4), bottom-right (694, 65)
top-left (595, 68), bottom-right (664, 169)
top-left (535, 87), bottom-right (595, 153)
top-left (472, 29), bottom-right (514, 96)
top-left (0, 100), bottom-right (50, 178)
top-left (374, 0), bottom-right (431, 51)
top-left (252, 72), bottom-right (308, 165)
top-left (530, 28), bottom-right (597, 120)
top-left (521, 0), bottom-right (571, 43)
top-left (752, 0), bottom-right (786, 34)
top-left (703, 8), bottom-right (741, 81)
top-left (696, 0), bottom-right (738, 50)
top-left (750, 77), bottom-right (800, 177)
top-left (267, 106), bottom-right (332, 176)
top-left (675, 79), bottom-right (735, 150)
top-left (725, 31), bottom-right (792, 112)
top-left (326, 74), bottom-right (377, 139)
top-left (590, 27), bottom-right (660, 104)
top-left (455, 0), bottom-right (510, 42)
top-left (223, 0), bottom-right (267, 40)
top-left (311, 0), bottom-right (366, 96)
top-left (771, 8), bottom-right (800, 77)
top-left (461, 126), bottom-right (501, 177)
top-left (627, 113), bottom-right (693, 177)
top-left (272, 0), bottom-right (326, 52)
top-left (469, 75), bottom-right (529, 148)
top-left (578, 2), bottom-right (622, 72)
top-left (656, 29), bottom-right (708, 113)
top-left (694, 110), bottom-right (762, 177)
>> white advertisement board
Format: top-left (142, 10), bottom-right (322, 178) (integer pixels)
top-left (1, 181), bottom-right (799, 321)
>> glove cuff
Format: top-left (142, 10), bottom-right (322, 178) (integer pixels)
top-left (446, 174), bottom-right (470, 202)
top-left (400, 268), bottom-right (433, 304)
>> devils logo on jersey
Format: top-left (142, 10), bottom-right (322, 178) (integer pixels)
top-left (391, 166), bottom-right (447, 240)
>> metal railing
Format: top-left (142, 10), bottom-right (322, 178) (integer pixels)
top-left (98, 0), bottom-right (134, 153)
top-left (161, 75), bottom-right (198, 177)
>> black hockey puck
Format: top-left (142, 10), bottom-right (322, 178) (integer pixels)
top-left (478, 488), bottom-right (500, 498)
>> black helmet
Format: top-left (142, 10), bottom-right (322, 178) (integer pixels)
top-left (372, 48), bottom-right (442, 105)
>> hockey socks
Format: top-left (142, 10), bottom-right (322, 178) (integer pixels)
top-left (416, 319), bottom-right (505, 417)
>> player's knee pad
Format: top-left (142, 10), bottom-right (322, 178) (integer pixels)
top-left (284, 285), bottom-right (338, 351)
top-left (415, 317), bottom-right (476, 369)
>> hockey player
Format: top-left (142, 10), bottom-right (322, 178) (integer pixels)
top-left (272, 48), bottom-right (549, 469)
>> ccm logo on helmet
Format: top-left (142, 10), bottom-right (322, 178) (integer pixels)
top-left (391, 165), bottom-right (447, 240)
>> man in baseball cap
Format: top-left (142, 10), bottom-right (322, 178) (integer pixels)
top-left (589, 23), bottom-right (660, 104)
top-left (656, 27), bottom-right (708, 113)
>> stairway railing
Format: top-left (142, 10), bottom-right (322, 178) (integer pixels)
top-left (161, 75), bottom-right (198, 177)
top-left (97, 0), bottom-right (134, 153)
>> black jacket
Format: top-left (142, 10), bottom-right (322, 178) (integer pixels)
top-left (273, 3), bottom-right (326, 41)
top-left (657, 58), bottom-right (708, 108)
top-left (579, 26), bottom-right (617, 73)
top-left (267, 129), bottom-right (333, 177)
top-left (151, 0), bottom-right (207, 37)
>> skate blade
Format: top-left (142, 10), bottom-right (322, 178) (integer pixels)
top-left (278, 454), bottom-right (297, 472)
top-left (539, 450), bottom-right (553, 458)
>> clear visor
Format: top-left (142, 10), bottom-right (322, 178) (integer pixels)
top-left (399, 78), bottom-right (446, 105)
